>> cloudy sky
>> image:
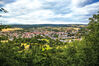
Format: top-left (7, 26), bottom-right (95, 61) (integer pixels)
top-left (0, 0), bottom-right (99, 24)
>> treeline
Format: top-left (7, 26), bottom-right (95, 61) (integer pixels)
top-left (0, 25), bottom-right (11, 30)
top-left (10, 24), bottom-right (87, 28)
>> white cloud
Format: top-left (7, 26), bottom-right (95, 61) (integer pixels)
top-left (1, 0), bottom-right (99, 24)
top-left (0, 1), bottom-right (4, 4)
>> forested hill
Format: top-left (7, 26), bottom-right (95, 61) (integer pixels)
top-left (10, 24), bottom-right (87, 28)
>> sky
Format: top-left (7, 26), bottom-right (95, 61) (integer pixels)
top-left (0, 0), bottom-right (99, 24)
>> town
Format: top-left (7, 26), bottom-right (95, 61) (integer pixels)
top-left (0, 25), bottom-right (86, 43)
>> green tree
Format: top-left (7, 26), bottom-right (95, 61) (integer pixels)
top-left (85, 11), bottom-right (99, 65)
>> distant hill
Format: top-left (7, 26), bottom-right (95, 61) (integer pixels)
top-left (10, 24), bottom-right (87, 28)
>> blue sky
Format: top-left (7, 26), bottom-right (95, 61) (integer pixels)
top-left (0, 0), bottom-right (99, 24)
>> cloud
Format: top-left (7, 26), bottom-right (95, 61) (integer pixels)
top-left (1, 0), bottom-right (99, 24)
top-left (0, 0), bottom-right (16, 7)
top-left (0, 1), bottom-right (4, 4)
